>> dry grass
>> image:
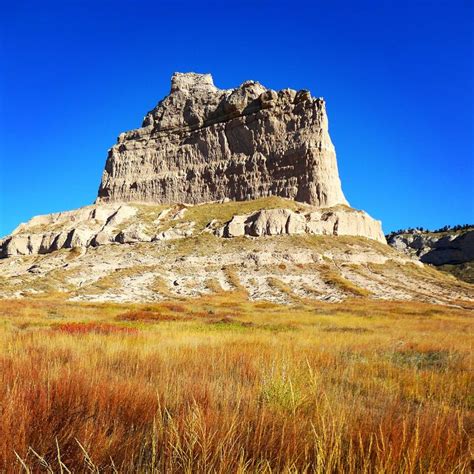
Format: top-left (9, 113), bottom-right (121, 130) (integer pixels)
top-left (267, 277), bottom-right (301, 302)
top-left (131, 197), bottom-right (310, 236)
top-left (74, 265), bottom-right (151, 296)
top-left (205, 277), bottom-right (224, 293)
top-left (0, 295), bottom-right (472, 472)
top-left (222, 265), bottom-right (248, 295)
top-left (178, 196), bottom-right (309, 231)
top-left (150, 275), bottom-right (176, 299)
top-left (438, 262), bottom-right (474, 284)
top-left (318, 264), bottom-right (372, 297)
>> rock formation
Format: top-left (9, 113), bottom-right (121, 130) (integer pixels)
top-left (97, 72), bottom-right (348, 207)
top-left (387, 229), bottom-right (474, 265)
top-left (0, 199), bottom-right (385, 258)
top-left (1, 72), bottom-right (389, 264)
top-left (2, 72), bottom-right (472, 304)
top-left (216, 207), bottom-right (385, 241)
top-left (2, 199), bottom-right (472, 305)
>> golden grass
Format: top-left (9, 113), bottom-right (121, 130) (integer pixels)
top-left (439, 261), bottom-right (474, 284)
top-left (222, 265), bottom-right (248, 295)
top-left (74, 265), bottom-right (150, 296)
top-left (0, 295), bottom-right (472, 472)
top-left (205, 277), bottom-right (224, 293)
top-left (129, 197), bottom-right (310, 236)
top-left (178, 196), bottom-right (308, 231)
top-left (65, 246), bottom-right (82, 260)
top-left (150, 275), bottom-right (176, 299)
top-left (267, 277), bottom-right (301, 302)
top-left (318, 264), bottom-right (372, 297)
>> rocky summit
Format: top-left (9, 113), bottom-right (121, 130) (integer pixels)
top-left (97, 72), bottom-right (347, 207)
top-left (0, 73), bottom-right (472, 305)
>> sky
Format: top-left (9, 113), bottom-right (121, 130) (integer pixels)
top-left (0, 0), bottom-right (473, 237)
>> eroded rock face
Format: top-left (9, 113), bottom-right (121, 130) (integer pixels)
top-left (0, 201), bottom-right (385, 258)
top-left (388, 230), bottom-right (474, 265)
top-left (97, 72), bottom-right (348, 207)
top-left (0, 204), bottom-right (138, 258)
top-left (0, 74), bottom-right (388, 262)
top-left (217, 207), bottom-right (386, 243)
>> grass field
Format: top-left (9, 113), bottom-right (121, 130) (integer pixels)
top-left (0, 294), bottom-right (472, 472)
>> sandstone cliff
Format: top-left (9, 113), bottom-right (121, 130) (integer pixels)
top-left (1, 73), bottom-right (388, 260)
top-left (97, 72), bottom-right (348, 207)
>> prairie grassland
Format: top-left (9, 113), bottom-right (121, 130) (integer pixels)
top-left (0, 295), bottom-right (472, 472)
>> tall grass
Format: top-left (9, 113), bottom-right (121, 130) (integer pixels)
top-left (0, 296), bottom-right (472, 472)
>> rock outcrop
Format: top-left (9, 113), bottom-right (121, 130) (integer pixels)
top-left (388, 229), bottom-right (474, 265)
top-left (0, 204), bottom-right (137, 258)
top-left (216, 207), bottom-right (385, 242)
top-left (97, 72), bottom-right (348, 207)
top-left (2, 206), bottom-right (472, 305)
top-left (2, 73), bottom-right (471, 305)
top-left (0, 200), bottom-right (385, 258)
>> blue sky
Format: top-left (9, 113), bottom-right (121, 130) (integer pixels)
top-left (0, 0), bottom-right (472, 237)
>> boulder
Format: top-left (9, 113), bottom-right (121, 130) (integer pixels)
top-left (305, 211), bottom-right (337, 235)
top-left (4, 235), bottom-right (30, 256)
top-left (91, 230), bottom-right (115, 247)
top-left (154, 227), bottom-right (193, 241)
top-left (115, 224), bottom-right (151, 244)
top-left (223, 215), bottom-right (248, 238)
top-left (246, 209), bottom-right (299, 236)
top-left (64, 228), bottom-right (95, 248)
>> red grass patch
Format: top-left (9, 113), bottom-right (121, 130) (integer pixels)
top-left (116, 310), bottom-right (191, 322)
top-left (160, 302), bottom-right (186, 312)
top-left (53, 322), bottom-right (138, 335)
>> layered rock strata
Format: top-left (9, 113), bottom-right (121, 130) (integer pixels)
top-left (0, 201), bottom-right (385, 258)
top-left (388, 230), bottom-right (474, 265)
top-left (97, 72), bottom-right (348, 207)
top-left (216, 207), bottom-right (385, 242)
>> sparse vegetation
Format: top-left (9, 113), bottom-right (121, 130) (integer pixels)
top-left (177, 196), bottom-right (309, 230)
top-left (205, 277), bottom-right (224, 293)
top-left (0, 295), bottom-right (472, 471)
top-left (150, 275), bottom-right (176, 298)
top-left (267, 276), bottom-right (300, 301)
top-left (75, 265), bottom-right (150, 296)
top-left (386, 223), bottom-right (474, 240)
top-left (222, 265), bottom-right (248, 294)
top-left (129, 197), bottom-right (312, 236)
top-left (439, 261), bottom-right (474, 284)
top-left (318, 264), bottom-right (372, 297)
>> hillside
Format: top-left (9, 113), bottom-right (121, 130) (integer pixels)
top-left (1, 198), bottom-right (472, 306)
top-left (387, 226), bottom-right (474, 283)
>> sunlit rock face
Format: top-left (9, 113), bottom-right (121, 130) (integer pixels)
top-left (96, 72), bottom-right (348, 207)
top-left (0, 73), bottom-right (388, 263)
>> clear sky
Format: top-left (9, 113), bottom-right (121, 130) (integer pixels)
top-left (0, 0), bottom-right (473, 237)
